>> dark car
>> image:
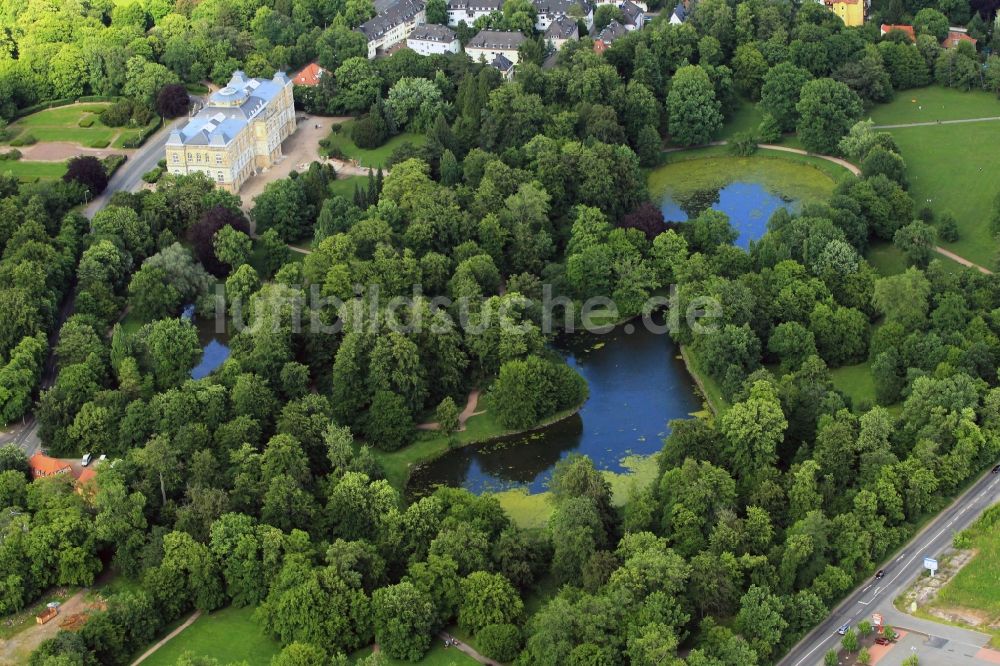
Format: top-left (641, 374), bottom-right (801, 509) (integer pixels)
top-left (875, 569), bottom-right (885, 580)
top-left (875, 637), bottom-right (891, 646)
top-left (992, 464), bottom-right (1000, 474)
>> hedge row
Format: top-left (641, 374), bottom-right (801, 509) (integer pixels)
top-left (121, 117), bottom-right (163, 149)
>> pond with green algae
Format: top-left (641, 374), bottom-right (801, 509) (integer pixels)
top-left (649, 155), bottom-right (838, 247)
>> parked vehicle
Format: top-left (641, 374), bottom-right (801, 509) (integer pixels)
top-left (992, 464), bottom-right (999, 474)
top-left (81, 453), bottom-right (92, 467)
top-left (875, 637), bottom-right (891, 646)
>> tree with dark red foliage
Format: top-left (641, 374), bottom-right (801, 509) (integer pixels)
top-left (189, 205), bottom-right (251, 276)
top-left (156, 84), bottom-right (190, 119)
top-left (618, 202), bottom-right (669, 240)
top-left (63, 156), bottom-right (108, 197)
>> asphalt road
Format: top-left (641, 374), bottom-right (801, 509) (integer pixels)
top-left (778, 464), bottom-right (1000, 666)
top-left (0, 117), bottom-right (184, 457)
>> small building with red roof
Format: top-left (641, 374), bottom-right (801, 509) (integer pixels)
top-left (291, 63), bottom-right (326, 86)
top-left (28, 453), bottom-right (73, 479)
top-left (880, 24), bottom-right (915, 41)
top-left (942, 27), bottom-right (977, 48)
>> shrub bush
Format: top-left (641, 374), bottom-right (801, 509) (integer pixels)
top-left (78, 117), bottom-right (95, 128)
top-left (476, 624), bottom-right (522, 663)
top-left (102, 154), bottom-right (127, 177)
top-left (0, 149), bottom-right (22, 161)
top-left (88, 138), bottom-right (110, 149)
top-left (100, 100), bottom-right (134, 127)
top-left (142, 167), bottom-right (164, 183)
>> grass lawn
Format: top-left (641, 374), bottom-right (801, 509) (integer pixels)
top-left (329, 175), bottom-right (368, 199)
top-left (718, 98), bottom-right (764, 141)
top-left (350, 643), bottom-right (479, 665)
top-left (6, 104), bottom-right (117, 147)
top-left (679, 345), bottom-right (730, 414)
top-left (864, 87), bottom-right (1000, 268)
top-left (868, 86), bottom-right (1000, 126)
top-left (139, 606), bottom-right (281, 666)
top-left (322, 120), bottom-right (427, 168)
top-left (0, 160), bottom-right (67, 181)
top-left (829, 361), bottom-right (876, 409)
top-left (882, 121), bottom-right (1000, 268)
top-left (865, 240), bottom-right (909, 276)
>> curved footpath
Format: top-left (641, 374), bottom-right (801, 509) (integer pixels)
top-left (665, 141), bottom-right (992, 273)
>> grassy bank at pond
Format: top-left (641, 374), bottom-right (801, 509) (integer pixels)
top-left (655, 147), bottom-right (848, 197)
top-left (138, 606), bottom-right (280, 666)
top-left (374, 392), bottom-right (585, 494)
top-left (493, 453), bottom-right (664, 530)
top-left (868, 86), bottom-right (1000, 268)
top-left (322, 120), bottom-right (427, 168)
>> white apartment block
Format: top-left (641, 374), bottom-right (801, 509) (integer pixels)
top-left (465, 30), bottom-right (527, 65)
top-left (446, 0), bottom-right (504, 26)
top-left (358, 0), bottom-right (427, 59)
top-left (407, 23), bottom-right (461, 54)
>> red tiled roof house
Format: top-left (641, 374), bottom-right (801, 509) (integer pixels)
top-left (28, 453), bottom-right (72, 479)
top-left (880, 24), bottom-right (915, 41)
top-left (292, 63), bottom-right (326, 86)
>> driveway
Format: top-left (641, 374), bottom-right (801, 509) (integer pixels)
top-left (0, 590), bottom-right (102, 665)
top-left (238, 115), bottom-right (352, 211)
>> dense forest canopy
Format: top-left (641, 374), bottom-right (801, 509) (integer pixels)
top-left (3, 0), bottom-right (1000, 663)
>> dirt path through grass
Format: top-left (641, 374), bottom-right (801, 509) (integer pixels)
top-left (129, 611), bottom-right (202, 666)
top-left (874, 116), bottom-right (1000, 129)
top-left (417, 389), bottom-right (484, 431)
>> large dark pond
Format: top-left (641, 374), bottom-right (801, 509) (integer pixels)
top-left (407, 320), bottom-right (701, 497)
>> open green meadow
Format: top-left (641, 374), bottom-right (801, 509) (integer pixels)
top-left (869, 87), bottom-right (1000, 268)
top-left (322, 120), bottom-right (427, 168)
top-left (3, 103), bottom-right (159, 149)
top-left (138, 606), bottom-right (281, 666)
top-left (0, 160), bottom-right (67, 182)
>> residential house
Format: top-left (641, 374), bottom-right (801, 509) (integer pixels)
top-left (291, 62), bottom-right (326, 86)
top-left (466, 29), bottom-right (527, 65)
top-left (824, 0), bottom-right (863, 27)
top-left (407, 23), bottom-right (461, 54)
top-left (533, 0), bottom-right (593, 31)
top-left (545, 14), bottom-right (579, 49)
top-left (358, 0), bottom-right (427, 59)
top-left (446, 0), bottom-right (504, 26)
top-left (620, 0), bottom-right (645, 29)
top-left (943, 27), bottom-right (977, 48)
top-left (593, 19), bottom-right (628, 53)
top-left (669, 2), bottom-right (686, 24)
top-left (880, 24), bottom-right (915, 41)
top-left (28, 453), bottom-right (72, 479)
top-left (165, 71), bottom-right (296, 193)
top-left (491, 53), bottom-right (516, 80)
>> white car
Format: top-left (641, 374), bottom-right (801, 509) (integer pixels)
top-left (837, 622), bottom-right (850, 635)
top-left (81, 453), bottom-right (92, 467)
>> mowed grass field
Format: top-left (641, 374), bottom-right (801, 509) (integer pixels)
top-left (139, 606), bottom-right (281, 666)
top-left (0, 160), bottom-right (67, 181)
top-left (4, 103), bottom-right (158, 149)
top-left (930, 506), bottom-right (1000, 634)
top-left (868, 87), bottom-right (1000, 268)
top-left (323, 120), bottom-right (427, 168)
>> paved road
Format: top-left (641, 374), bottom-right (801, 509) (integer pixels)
top-left (0, 118), bottom-right (182, 456)
top-left (778, 465), bottom-right (1000, 666)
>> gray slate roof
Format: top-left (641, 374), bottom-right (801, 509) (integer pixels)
top-left (409, 23), bottom-right (457, 41)
top-left (358, 0), bottom-right (425, 39)
top-left (545, 15), bottom-right (579, 39)
top-left (466, 29), bottom-right (527, 50)
top-left (491, 53), bottom-right (515, 71)
top-left (671, 2), bottom-right (686, 20)
top-left (620, 0), bottom-right (643, 24)
top-left (597, 19), bottom-right (628, 43)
